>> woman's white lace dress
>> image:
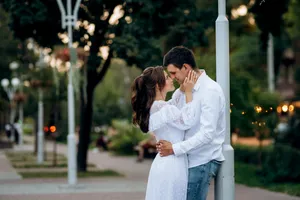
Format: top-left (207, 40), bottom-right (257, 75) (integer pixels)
top-left (145, 92), bottom-right (197, 200)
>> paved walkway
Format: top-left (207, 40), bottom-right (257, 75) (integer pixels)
top-left (0, 151), bottom-right (21, 181)
top-left (0, 136), bottom-right (299, 200)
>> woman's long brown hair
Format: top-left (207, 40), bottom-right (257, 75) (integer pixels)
top-left (131, 66), bottom-right (166, 133)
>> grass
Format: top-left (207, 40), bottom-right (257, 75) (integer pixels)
top-left (12, 162), bottom-right (96, 168)
top-left (6, 151), bottom-right (95, 169)
top-left (19, 169), bottom-right (123, 178)
top-left (6, 151), bottom-right (122, 179)
top-left (235, 162), bottom-right (300, 197)
top-left (5, 151), bottom-right (67, 162)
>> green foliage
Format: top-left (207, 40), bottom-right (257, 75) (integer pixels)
top-left (234, 144), bottom-right (272, 165)
top-left (249, 0), bottom-right (290, 49)
top-left (261, 144), bottom-right (300, 182)
top-left (235, 162), bottom-right (263, 186)
top-left (235, 162), bottom-right (300, 197)
top-left (0, 5), bottom-right (19, 99)
top-left (1, 0), bottom-right (215, 70)
top-left (249, 0), bottom-right (291, 79)
top-left (234, 145), bottom-right (300, 187)
top-left (276, 109), bottom-right (300, 150)
top-left (93, 59), bottom-right (141, 126)
top-left (252, 91), bottom-right (281, 138)
top-left (195, 33), bottom-right (280, 136)
top-left (284, 0), bottom-right (300, 38)
top-left (1, 0), bottom-right (62, 45)
top-left (29, 67), bottom-right (53, 88)
top-left (0, 98), bottom-right (9, 111)
top-left (108, 119), bottom-right (148, 155)
top-left (20, 170), bottom-right (122, 178)
top-left (55, 100), bottom-right (68, 142)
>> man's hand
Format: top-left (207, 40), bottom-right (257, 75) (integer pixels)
top-left (156, 140), bottom-right (174, 157)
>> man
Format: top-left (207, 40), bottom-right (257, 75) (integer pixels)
top-left (158, 46), bottom-right (226, 200)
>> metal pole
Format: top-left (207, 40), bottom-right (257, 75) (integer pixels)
top-left (215, 0), bottom-right (235, 199)
top-left (37, 88), bottom-right (44, 164)
top-left (18, 79), bottom-right (24, 146)
top-left (268, 33), bottom-right (275, 92)
top-left (66, 0), bottom-right (77, 185)
top-left (56, 0), bottom-right (81, 185)
top-left (18, 103), bottom-right (23, 145)
top-left (9, 103), bottom-right (15, 143)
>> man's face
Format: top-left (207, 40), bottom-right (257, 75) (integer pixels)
top-left (166, 64), bottom-right (190, 84)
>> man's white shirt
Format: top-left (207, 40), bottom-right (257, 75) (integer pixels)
top-left (172, 70), bottom-right (226, 168)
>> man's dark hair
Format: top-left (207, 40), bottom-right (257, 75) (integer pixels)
top-left (163, 46), bottom-right (197, 69)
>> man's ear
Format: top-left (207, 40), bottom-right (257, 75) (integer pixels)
top-left (183, 63), bottom-right (192, 71)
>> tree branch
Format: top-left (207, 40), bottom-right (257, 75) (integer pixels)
top-left (94, 50), bottom-right (113, 86)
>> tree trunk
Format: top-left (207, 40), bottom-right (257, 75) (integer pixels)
top-left (77, 85), bottom-right (94, 172)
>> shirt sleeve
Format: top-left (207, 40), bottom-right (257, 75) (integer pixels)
top-left (149, 101), bottom-right (199, 132)
top-left (172, 90), bottom-right (224, 156)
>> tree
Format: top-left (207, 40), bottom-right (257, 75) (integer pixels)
top-left (249, 0), bottom-right (291, 78)
top-left (1, 0), bottom-right (214, 171)
top-left (0, 5), bottom-right (19, 94)
top-left (0, 5), bottom-right (20, 132)
top-left (284, 0), bottom-right (300, 71)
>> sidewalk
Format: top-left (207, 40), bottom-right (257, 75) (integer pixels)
top-left (0, 151), bottom-right (21, 181)
top-left (0, 135), bottom-right (299, 200)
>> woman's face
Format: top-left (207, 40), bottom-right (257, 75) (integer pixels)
top-left (162, 71), bottom-right (175, 93)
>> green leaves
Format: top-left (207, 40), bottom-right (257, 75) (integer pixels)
top-left (249, 0), bottom-right (290, 49)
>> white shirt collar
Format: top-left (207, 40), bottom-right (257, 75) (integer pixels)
top-left (193, 69), bottom-right (206, 91)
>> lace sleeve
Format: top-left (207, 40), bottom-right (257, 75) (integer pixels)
top-left (167, 89), bottom-right (184, 108)
top-left (149, 100), bottom-right (199, 132)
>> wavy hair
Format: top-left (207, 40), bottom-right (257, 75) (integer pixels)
top-left (131, 66), bottom-right (166, 133)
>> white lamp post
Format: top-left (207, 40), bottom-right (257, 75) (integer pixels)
top-left (215, 0), bottom-right (235, 199)
top-left (268, 33), bottom-right (275, 92)
top-left (9, 61), bottom-right (24, 146)
top-left (56, 0), bottom-right (81, 185)
top-left (1, 77), bottom-right (20, 143)
top-left (36, 52), bottom-right (47, 164)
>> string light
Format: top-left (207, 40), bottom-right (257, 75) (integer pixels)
top-left (282, 105), bottom-right (288, 112)
top-left (255, 106), bottom-right (262, 113)
top-left (289, 105), bottom-right (294, 112)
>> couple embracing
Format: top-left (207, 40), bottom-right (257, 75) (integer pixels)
top-left (131, 46), bottom-right (226, 200)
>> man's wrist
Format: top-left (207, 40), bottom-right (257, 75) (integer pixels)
top-left (172, 143), bottom-right (184, 156)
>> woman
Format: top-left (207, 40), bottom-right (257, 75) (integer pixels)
top-left (131, 66), bottom-right (198, 200)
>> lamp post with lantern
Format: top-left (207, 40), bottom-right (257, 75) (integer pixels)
top-left (34, 52), bottom-right (47, 164)
top-left (9, 61), bottom-right (26, 146)
top-left (56, 0), bottom-right (82, 185)
top-left (1, 76), bottom-right (20, 143)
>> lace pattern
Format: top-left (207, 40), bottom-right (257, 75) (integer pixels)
top-left (149, 100), bottom-right (197, 132)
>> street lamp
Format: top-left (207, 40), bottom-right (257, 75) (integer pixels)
top-left (1, 77), bottom-right (20, 143)
top-left (56, 0), bottom-right (81, 185)
top-left (215, 0), bottom-right (235, 199)
top-left (9, 61), bottom-right (25, 146)
top-left (36, 51), bottom-right (47, 164)
top-left (9, 62), bottom-right (19, 71)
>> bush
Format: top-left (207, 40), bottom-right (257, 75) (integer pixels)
top-left (275, 110), bottom-right (300, 150)
top-left (234, 144), bottom-right (271, 165)
top-left (261, 144), bottom-right (300, 182)
top-left (108, 119), bottom-right (149, 155)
